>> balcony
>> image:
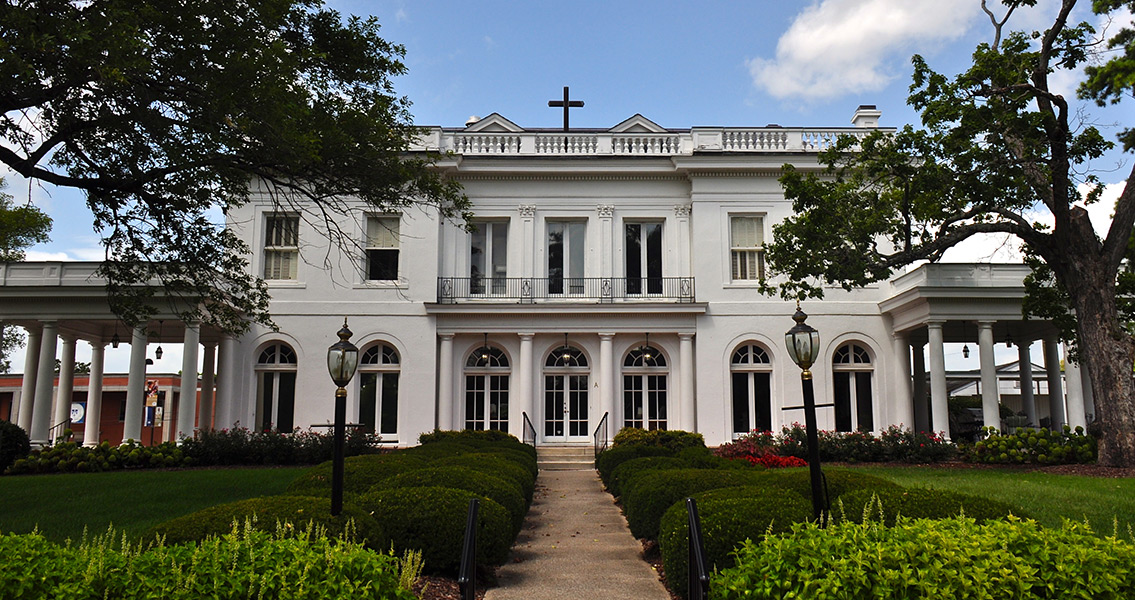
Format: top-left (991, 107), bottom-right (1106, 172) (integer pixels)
top-left (437, 277), bottom-right (695, 304)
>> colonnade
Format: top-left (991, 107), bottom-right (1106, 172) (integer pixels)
top-left (11, 321), bottom-right (232, 447)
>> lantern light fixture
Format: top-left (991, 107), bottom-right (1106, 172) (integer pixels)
top-left (154, 320), bottom-right (164, 360)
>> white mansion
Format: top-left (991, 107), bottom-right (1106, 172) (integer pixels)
top-left (0, 106), bottom-right (1096, 448)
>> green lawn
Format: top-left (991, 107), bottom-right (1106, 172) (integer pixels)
top-left (851, 465), bottom-right (1135, 533)
top-left (0, 466), bottom-right (309, 543)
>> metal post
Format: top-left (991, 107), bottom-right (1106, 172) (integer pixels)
top-left (331, 387), bottom-right (347, 516)
top-left (801, 373), bottom-right (825, 523)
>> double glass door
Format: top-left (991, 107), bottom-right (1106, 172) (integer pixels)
top-left (544, 374), bottom-right (589, 441)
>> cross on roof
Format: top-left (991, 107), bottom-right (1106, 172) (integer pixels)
top-left (548, 86), bottom-right (584, 132)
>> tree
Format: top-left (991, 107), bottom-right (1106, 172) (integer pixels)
top-left (0, 176), bottom-right (51, 372)
top-left (0, 0), bottom-right (468, 332)
top-left (763, 0), bottom-right (1135, 466)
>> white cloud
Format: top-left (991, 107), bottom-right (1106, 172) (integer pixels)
top-left (395, 8), bottom-right (407, 23)
top-left (24, 250), bottom-right (74, 261)
top-left (749, 0), bottom-right (981, 101)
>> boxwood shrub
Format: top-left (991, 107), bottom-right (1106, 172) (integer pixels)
top-left (608, 456), bottom-right (688, 498)
top-left (476, 446), bottom-right (539, 479)
top-left (382, 466), bottom-right (527, 537)
top-left (419, 429), bottom-right (537, 460)
top-left (835, 487), bottom-right (1028, 525)
top-left (659, 487), bottom-right (811, 599)
top-left (756, 468), bottom-right (902, 504)
top-left (611, 427), bottom-right (706, 451)
top-left (596, 444), bottom-right (674, 486)
top-left (435, 453), bottom-right (536, 501)
top-left (621, 469), bottom-right (764, 540)
top-left (0, 420), bottom-right (30, 473)
top-left (355, 486), bottom-right (512, 575)
top-left (145, 495), bottom-right (384, 549)
top-left (285, 453), bottom-right (427, 496)
top-left (713, 517), bottom-right (1135, 599)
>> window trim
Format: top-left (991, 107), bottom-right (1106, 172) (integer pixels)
top-left (729, 215), bottom-right (766, 283)
top-left (263, 214), bottom-right (300, 281)
top-left (365, 214), bottom-right (401, 282)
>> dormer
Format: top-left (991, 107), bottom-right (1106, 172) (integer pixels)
top-left (463, 113), bottom-right (525, 133)
top-left (609, 114), bottom-right (668, 134)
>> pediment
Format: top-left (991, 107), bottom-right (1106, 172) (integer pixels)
top-left (609, 114), bottom-right (667, 134)
top-left (465, 113), bottom-right (524, 133)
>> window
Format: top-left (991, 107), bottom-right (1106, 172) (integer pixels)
top-left (548, 221), bottom-right (585, 294)
top-left (626, 222), bottom-right (662, 294)
top-left (833, 343), bottom-right (873, 432)
top-left (256, 343), bottom-right (297, 432)
top-left (623, 344), bottom-right (667, 430)
top-left (359, 344), bottom-right (399, 437)
top-left (471, 221), bottom-right (508, 294)
top-left (544, 344), bottom-right (589, 439)
top-left (264, 215), bottom-right (299, 280)
top-left (731, 344), bottom-right (773, 436)
top-left (730, 216), bottom-right (765, 281)
top-left (465, 345), bottom-right (510, 431)
top-left (366, 216), bottom-right (400, 281)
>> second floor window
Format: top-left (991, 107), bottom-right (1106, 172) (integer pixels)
top-left (366, 216), bottom-right (400, 281)
top-left (471, 221), bottom-right (508, 293)
top-left (548, 221), bottom-right (585, 294)
top-left (626, 222), bottom-right (662, 294)
top-left (730, 216), bottom-right (765, 281)
top-left (264, 215), bottom-right (299, 280)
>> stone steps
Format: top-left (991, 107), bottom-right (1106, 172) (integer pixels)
top-left (537, 445), bottom-right (595, 471)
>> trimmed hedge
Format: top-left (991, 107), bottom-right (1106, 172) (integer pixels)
top-left (660, 488), bottom-right (811, 599)
top-left (596, 444), bottom-right (674, 486)
top-left (435, 453), bottom-right (536, 501)
top-left (355, 486), bottom-right (512, 575)
top-left (608, 456), bottom-right (688, 499)
top-left (285, 453), bottom-right (427, 496)
top-left (145, 495), bottom-right (384, 549)
top-left (611, 428), bottom-right (706, 451)
top-left (0, 421), bottom-right (30, 474)
top-left (382, 466), bottom-right (528, 537)
top-left (713, 517), bottom-right (1135, 599)
top-left (622, 469), bottom-right (764, 540)
top-left (836, 487), bottom-right (1028, 525)
top-left (756, 468), bottom-right (902, 503)
top-left (419, 429), bottom-right (537, 459)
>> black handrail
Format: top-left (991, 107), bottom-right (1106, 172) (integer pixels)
top-left (521, 412), bottom-right (536, 447)
top-left (687, 498), bottom-right (710, 600)
top-left (437, 276), bottom-right (696, 304)
top-left (457, 498), bottom-right (479, 600)
top-left (592, 411), bottom-right (609, 458)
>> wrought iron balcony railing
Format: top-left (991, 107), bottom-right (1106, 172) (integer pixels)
top-left (437, 277), bottom-right (695, 304)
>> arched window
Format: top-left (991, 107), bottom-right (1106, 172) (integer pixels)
top-left (833, 342), bottom-right (874, 432)
top-left (731, 344), bottom-right (773, 436)
top-left (256, 342), bottom-right (297, 432)
top-left (623, 344), bottom-right (667, 430)
top-left (359, 343), bottom-right (399, 437)
top-left (544, 344), bottom-right (589, 440)
top-left (465, 345), bottom-right (510, 431)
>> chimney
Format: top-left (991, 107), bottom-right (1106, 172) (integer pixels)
top-left (851, 105), bottom-right (881, 128)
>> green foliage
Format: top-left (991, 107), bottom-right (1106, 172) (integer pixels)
top-left (0, 525), bottom-right (415, 599)
top-left (836, 487), bottom-right (1027, 526)
top-left (434, 453), bottom-right (536, 502)
top-left (6, 439), bottom-right (189, 475)
top-left (608, 456), bottom-right (688, 498)
top-left (612, 427), bottom-right (706, 451)
top-left (285, 453), bottom-right (426, 496)
top-left (355, 486), bottom-right (512, 575)
top-left (382, 466), bottom-right (527, 537)
top-left (712, 516), bottom-right (1135, 599)
top-left (419, 428), bottom-right (534, 459)
top-left (621, 469), bottom-right (763, 540)
top-left (145, 495), bottom-right (383, 549)
top-left (758, 468), bottom-right (902, 504)
top-left (0, 0), bottom-right (469, 332)
top-left (596, 444), bottom-right (674, 486)
top-left (661, 488), bottom-right (811, 599)
top-left (0, 420), bottom-right (30, 473)
top-left (0, 177), bottom-right (51, 262)
top-left (721, 425), bottom-right (955, 464)
top-left (960, 426), bottom-right (1098, 465)
top-left (179, 426), bottom-right (379, 466)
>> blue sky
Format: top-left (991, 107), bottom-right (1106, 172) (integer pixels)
top-left (4, 0), bottom-right (1133, 372)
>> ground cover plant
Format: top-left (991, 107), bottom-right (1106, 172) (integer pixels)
top-left (960, 426), bottom-right (1097, 465)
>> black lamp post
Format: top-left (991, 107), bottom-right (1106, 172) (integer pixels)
top-left (784, 303), bottom-right (826, 523)
top-left (326, 318), bottom-right (359, 516)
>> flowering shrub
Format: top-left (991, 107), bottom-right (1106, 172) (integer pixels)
top-left (716, 424), bottom-right (955, 465)
top-left (959, 425), bottom-right (1096, 464)
top-left (179, 426), bottom-right (380, 466)
top-left (6, 439), bottom-right (188, 475)
top-left (746, 454), bottom-right (807, 468)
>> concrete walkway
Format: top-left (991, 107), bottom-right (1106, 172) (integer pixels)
top-left (484, 469), bottom-right (671, 600)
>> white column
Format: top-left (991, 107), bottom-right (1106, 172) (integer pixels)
top-left (84, 343), bottom-right (106, 447)
top-left (927, 321), bottom-right (950, 439)
top-left (679, 333), bottom-right (695, 431)
top-left (198, 344), bottom-right (216, 430)
top-left (215, 334), bottom-right (241, 429)
top-left (891, 333), bottom-right (913, 428)
top-left (53, 335), bottom-right (77, 435)
top-left (122, 325), bottom-right (148, 442)
top-left (518, 333), bottom-right (534, 436)
top-left (1043, 337), bottom-right (1065, 428)
top-left (29, 321), bottom-right (59, 446)
top-left (1018, 341), bottom-right (1038, 426)
top-left (599, 333), bottom-right (615, 435)
top-left (598, 206), bottom-right (614, 279)
top-left (1063, 342), bottom-right (1086, 431)
top-left (674, 205), bottom-right (692, 277)
top-left (520, 206), bottom-right (536, 279)
top-left (911, 342), bottom-right (928, 432)
top-left (177, 322), bottom-right (201, 441)
top-left (437, 334), bottom-right (454, 430)
top-left (17, 326), bottom-right (41, 432)
top-left (978, 321), bottom-right (1001, 429)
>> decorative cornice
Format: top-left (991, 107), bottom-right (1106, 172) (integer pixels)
top-left (455, 174), bottom-right (687, 183)
top-left (597, 205), bottom-right (615, 217)
top-left (673, 204), bottom-right (692, 217)
top-left (519, 205), bottom-right (537, 217)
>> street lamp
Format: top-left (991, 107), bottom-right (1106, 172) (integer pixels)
top-left (326, 318), bottom-right (359, 516)
top-left (784, 302), bottom-right (827, 523)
